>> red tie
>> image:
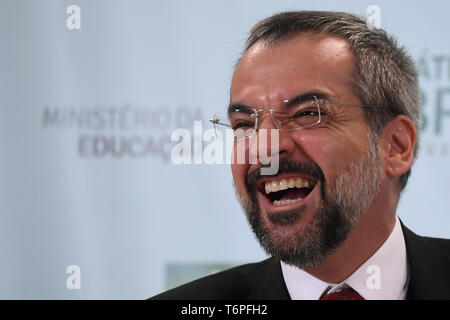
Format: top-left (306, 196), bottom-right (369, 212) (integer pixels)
top-left (320, 288), bottom-right (364, 300)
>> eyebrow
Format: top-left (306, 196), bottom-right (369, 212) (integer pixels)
top-left (227, 91), bottom-right (329, 117)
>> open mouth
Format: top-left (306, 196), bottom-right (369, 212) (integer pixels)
top-left (258, 176), bottom-right (317, 206)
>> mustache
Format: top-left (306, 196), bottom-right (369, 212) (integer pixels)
top-left (246, 158), bottom-right (325, 191)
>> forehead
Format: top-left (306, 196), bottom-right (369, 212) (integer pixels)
top-left (231, 34), bottom-right (356, 104)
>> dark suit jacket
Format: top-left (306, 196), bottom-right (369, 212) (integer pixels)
top-left (151, 224), bottom-right (450, 299)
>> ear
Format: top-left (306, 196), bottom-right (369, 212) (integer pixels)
top-left (380, 115), bottom-right (417, 179)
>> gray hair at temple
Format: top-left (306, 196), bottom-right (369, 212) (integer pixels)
top-left (237, 11), bottom-right (421, 192)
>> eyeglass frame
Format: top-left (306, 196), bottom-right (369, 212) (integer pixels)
top-left (209, 95), bottom-right (385, 140)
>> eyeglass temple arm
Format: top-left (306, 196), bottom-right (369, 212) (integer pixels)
top-left (318, 99), bottom-right (384, 109)
top-left (209, 117), bottom-right (220, 124)
top-left (209, 116), bottom-right (233, 128)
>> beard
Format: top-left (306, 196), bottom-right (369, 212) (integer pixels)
top-left (234, 132), bottom-right (383, 269)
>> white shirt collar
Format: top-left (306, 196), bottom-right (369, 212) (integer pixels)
top-left (281, 216), bottom-right (409, 300)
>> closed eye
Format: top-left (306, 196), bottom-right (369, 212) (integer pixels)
top-left (232, 120), bottom-right (254, 130)
top-left (293, 109), bottom-right (322, 118)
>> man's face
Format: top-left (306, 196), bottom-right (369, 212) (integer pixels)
top-left (230, 34), bottom-right (384, 268)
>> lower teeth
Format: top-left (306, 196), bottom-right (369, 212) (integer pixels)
top-left (273, 198), bottom-right (303, 206)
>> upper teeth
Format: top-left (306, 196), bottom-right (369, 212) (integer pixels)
top-left (265, 177), bottom-right (315, 194)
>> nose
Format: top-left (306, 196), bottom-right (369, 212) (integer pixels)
top-left (248, 111), bottom-right (294, 168)
top-left (249, 111), bottom-right (277, 162)
top-left (255, 110), bottom-right (278, 131)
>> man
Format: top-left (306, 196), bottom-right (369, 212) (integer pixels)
top-left (152, 11), bottom-right (450, 300)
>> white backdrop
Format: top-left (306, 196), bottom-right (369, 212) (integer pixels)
top-left (0, 0), bottom-right (449, 299)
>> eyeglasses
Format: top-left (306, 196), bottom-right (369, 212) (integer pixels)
top-left (210, 95), bottom-right (383, 140)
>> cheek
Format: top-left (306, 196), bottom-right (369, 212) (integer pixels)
top-left (231, 162), bottom-right (248, 191)
top-left (231, 140), bottom-right (253, 189)
top-left (293, 130), bottom-right (365, 178)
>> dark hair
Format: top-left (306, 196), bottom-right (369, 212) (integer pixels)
top-left (239, 11), bottom-right (421, 191)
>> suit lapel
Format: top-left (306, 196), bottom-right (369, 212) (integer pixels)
top-left (401, 222), bottom-right (450, 299)
top-left (247, 257), bottom-right (291, 299)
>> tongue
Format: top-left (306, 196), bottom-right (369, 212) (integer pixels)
top-left (280, 188), bottom-right (312, 201)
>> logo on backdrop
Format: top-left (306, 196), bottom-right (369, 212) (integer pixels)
top-left (417, 51), bottom-right (450, 157)
top-left (42, 104), bottom-right (204, 162)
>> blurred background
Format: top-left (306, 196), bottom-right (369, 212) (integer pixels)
top-left (0, 0), bottom-right (449, 299)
